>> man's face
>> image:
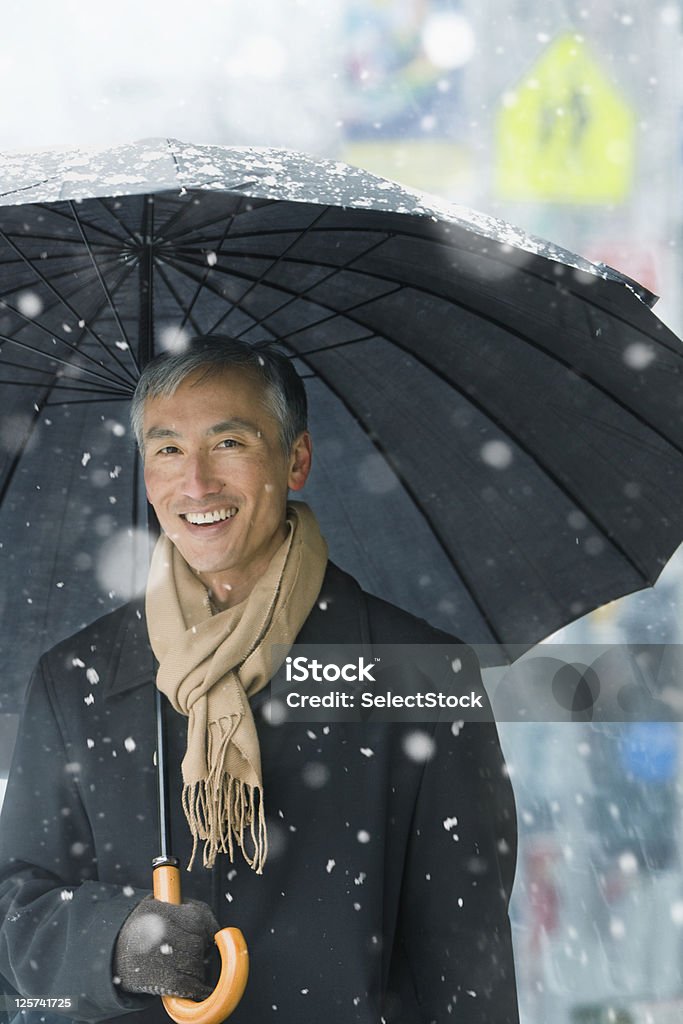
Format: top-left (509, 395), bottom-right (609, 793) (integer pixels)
top-left (142, 367), bottom-right (311, 595)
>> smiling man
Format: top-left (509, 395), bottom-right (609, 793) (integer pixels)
top-left (0, 336), bottom-right (519, 1024)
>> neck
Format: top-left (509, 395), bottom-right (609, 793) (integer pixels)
top-left (198, 523), bottom-right (290, 610)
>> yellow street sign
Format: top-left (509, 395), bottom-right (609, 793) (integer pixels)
top-left (495, 34), bottom-right (636, 203)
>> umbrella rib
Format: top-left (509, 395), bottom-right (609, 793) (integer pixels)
top-left (67, 200), bottom-right (137, 375)
top-left (227, 207), bottom-right (333, 336)
top-left (0, 334), bottom-right (134, 393)
top-left (0, 270), bottom-right (144, 506)
top-left (0, 255), bottom-right (139, 377)
top-left (0, 376), bottom-right (125, 395)
top-left (16, 202), bottom-right (663, 353)
top-left (284, 345), bottom-right (507, 647)
top-left (33, 200), bottom-right (137, 246)
top-left (158, 252), bottom-right (270, 336)
top-left (231, 222), bottom-right (397, 341)
top-left (292, 333), bottom-right (377, 358)
top-left (164, 242), bottom-right (683, 464)
top-left (0, 231), bottom-right (138, 388)
top-left (159, 243), bottom-right (402, 343)
top-left (177, 196), bottom-right (258, 334)
top-left (0, 234), bottom-right (124, 253)
top-left (179, 221), bottom-right (678, 352)
top-left (155, 183), bottom-right (269, 244)
top-left (0, 251), bottom-right (125, 281)
top-left (254, 249), bottom-right (683, 459)
top-left (0, 378), bottom-right (127, 401)
top-left (91, 197), bottom-right (144, 246)
top-left (0, 356), bottom-right (131, 393)
top-left (153, 261), bottom-right (206, 337)
top-left (334, 332), bottom-right (660, 584)
top-left (0, 254), bottom-right (132, 343)
top-left (43, 394), bottom-right (131, 406)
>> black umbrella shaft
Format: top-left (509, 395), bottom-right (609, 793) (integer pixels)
top-left (154, 686), bottom-right (174, 862)
top-left (146, 500), bottom-right (172, 863)
top-left (139, 197), bottom-right (155, 368)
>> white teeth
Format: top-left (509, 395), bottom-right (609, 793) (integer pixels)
top-left (184, 508), bottom-right (237, 525)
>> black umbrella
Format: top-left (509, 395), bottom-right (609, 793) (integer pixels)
top-left (1, 137), bottom-right (683, 711)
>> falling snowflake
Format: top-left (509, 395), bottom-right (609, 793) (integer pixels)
top-left (618, 852), bottom-right (638, 876)
top-left (670, 902), bottom-right (683, 925)
top-left (624, 342), bottom-right (656, 369)
top-left (17, 291), bottom-right (43, 318)
top-left (480, 439), bottom-right (513, 469)
top-left (402, 730), bottom-right (436, 763)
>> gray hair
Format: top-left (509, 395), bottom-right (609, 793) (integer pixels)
top-left (130, 335), bottom-right (308, 455)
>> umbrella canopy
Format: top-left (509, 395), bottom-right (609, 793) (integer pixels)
top-left (1, 137), bottom-right (682, 708)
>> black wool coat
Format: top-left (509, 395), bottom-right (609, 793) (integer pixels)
top-left (0, 563), bottom-right (519, 1024)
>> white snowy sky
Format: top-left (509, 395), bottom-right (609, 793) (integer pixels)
top-left (0, 0), bottom-right (344, 153)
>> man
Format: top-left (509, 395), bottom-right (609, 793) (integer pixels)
top-left (0, 336), bottom-right (519, 1023)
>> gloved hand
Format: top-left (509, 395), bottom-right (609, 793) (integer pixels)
top-left (113, 894), bottom-right (220, 1000)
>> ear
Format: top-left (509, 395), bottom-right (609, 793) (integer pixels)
top-left (287, 431), bottom-right (313, 491)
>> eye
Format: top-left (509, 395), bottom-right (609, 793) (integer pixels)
top-left (157, 444), bottom-right (181, 455)
top-left (216, 438), bottom-right (240, 449)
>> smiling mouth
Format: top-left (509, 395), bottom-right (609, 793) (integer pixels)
top-left (181, 507), bottom-right (238, 525)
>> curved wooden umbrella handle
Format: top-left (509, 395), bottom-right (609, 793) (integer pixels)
top-left (153, 863), bottom-right (249, 1024)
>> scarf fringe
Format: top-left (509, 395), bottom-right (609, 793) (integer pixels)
top-left (182, 776), bottom-right (268, 874)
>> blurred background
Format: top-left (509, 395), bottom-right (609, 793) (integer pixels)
top-left (1, 1), bottom-right (683, 1020)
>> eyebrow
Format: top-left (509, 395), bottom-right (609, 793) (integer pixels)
top-left (144, 418), bottom-right (262, 442)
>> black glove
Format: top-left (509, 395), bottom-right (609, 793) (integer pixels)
top-left (113, 894), bottom-right (220, 1000)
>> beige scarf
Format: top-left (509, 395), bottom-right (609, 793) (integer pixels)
top-left (145, 501), bottom-right (328, 873)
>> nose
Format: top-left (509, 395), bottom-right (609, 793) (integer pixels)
top-left (182, 451), bottom-right (223, 501)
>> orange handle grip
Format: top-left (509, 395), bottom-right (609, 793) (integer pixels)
top-left (153, 863), bottom-right (249, 1024)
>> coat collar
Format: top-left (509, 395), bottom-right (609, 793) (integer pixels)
top-left (103, 561), bottom-right (371, 700)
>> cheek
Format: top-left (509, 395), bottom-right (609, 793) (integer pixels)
top-left (143, 467), bottom-right (156, 501)
top-left (143, 466), bottom-right (167, 506)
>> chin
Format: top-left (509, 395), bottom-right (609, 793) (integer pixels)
top-left (186, 553), bottom-right (234, 575)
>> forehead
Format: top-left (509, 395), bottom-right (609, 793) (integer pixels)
top-left (144, 366), bottom-right (269, 415)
